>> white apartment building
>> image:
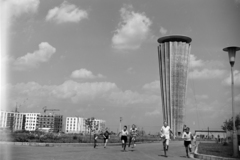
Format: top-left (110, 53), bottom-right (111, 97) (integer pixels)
top-left (65, 117), bottom-right (106, 134)
top-left (24, 113), bottom-right (40, 131)
top-left (0, 111), bottom-right (24, 131)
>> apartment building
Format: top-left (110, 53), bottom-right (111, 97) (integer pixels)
top-left (38, 113), bottom-right (63, 132)
top-left (65, 117), bottom-right (106, 134)
top-left (0, 111), bottom-right (24, 131)
top-left (24, 113), bottom-right (40, 131)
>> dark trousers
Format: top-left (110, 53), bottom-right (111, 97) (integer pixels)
top-left (94, 139), bottom-right (97, 148)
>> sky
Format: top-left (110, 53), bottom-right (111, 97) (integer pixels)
top-left (1, 0), bottom-right (240, 134)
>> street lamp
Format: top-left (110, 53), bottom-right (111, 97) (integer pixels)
top-left (120, 117), bottom-right (122, 132)
top-left (223, 46), bottom-right (240, 157)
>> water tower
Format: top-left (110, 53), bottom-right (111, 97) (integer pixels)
top-left (157, 35), bottom-right (192, 137)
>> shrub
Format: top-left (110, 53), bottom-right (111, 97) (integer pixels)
top-left (73, 135), bottom-right (78, 140)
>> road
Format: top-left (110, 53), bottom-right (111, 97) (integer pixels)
top-left (0, 141), bottom-right (194, 160)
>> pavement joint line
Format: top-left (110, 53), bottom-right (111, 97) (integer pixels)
top-left (193, 142), bottom-right (239, 160)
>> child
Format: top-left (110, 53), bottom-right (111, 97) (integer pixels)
top-left (103, 128), bottom-right (110, 148)
top-left (160, 121), bottom-right (173, 157)
top-left (93, 131), bottom-right (98, 148)
top-left (191, 132), bottom-right (197, 153)
top-left (128, 124), bottom-right (138, 148)
top-left (119, 125), bottom-right (128, 151)
top-left (182, 127), bottom-right (193, 158)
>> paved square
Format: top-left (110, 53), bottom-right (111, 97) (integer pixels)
top-left (1, 141), bottom-right (193, 160)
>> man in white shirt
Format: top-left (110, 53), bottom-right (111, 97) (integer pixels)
top-left (160, 121), bottom-right (173, 157)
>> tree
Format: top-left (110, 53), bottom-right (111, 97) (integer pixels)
top-left (221, 115), bottom-right (240, 131)
top-left (85, 117), bottom-right (97, 142)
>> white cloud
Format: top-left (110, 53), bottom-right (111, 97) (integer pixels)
top-left (142, 80), bottom-right (160, 93)
top-left (159, 26), bottom-right (167, 35)
top-left (9, 80), bottom-right (160, 105)
top-left (13, 42), bottom-right (56, 71)
top-left (112, 5), bottom-right (152, 50)
top-left (222, 70), bottom-right (240, 87)
top-left (145, 109), bottom-right (161, 116)
top-left (188, 54), bottom-right (226, 80)
top-left (46, 1), bottom-right (88, 24)
top-left (107, 90), bottom-right (160, 106)
top-left (189, 54), bottom-right (224, 69)
top-left (2, 0), bottom-right (39, 18)
top-left (71, 68), bottom-right (105, 79)
top-left (188, 69), bottom-right (225, 79)
top-left (52, 80), bottom-right (117, 103)
top-left (189, 54), bottom-right (204, 68)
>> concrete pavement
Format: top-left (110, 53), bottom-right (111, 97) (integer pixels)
top-left (1, 141), bottom-right (193, 160)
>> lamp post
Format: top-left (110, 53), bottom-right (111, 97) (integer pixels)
top-left (120, 117), bottom-right (122, 132)
top-left (223, 46), bottom-right (240, 157)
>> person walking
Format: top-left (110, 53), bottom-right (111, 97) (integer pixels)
top-left (182, 127), bottom-right (193, 158)
top-left (128, 124), bottom-right (138, 148)
top-left (160, 121), bottom-right (173, 157)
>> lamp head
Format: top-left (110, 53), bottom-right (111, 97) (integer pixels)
top-left (223, 46), bottom-right (240, 67)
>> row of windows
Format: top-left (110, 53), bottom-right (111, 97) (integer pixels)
top-left (25, 123), bottom-right (36, 126)
top-left (26, 117), bottom-right (37, 119)
top-left (25, 127), bottom-right (35, 129)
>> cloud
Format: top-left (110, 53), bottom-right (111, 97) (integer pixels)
top-left (188, 54), bottom-right (226, 80)
top-left (145, 109), bottom-right (161, 116)
top-left (9, 80), bottom-right (160, 105)
top-left (52, 80), bottom-right (117, 103)
top-left (46, 1), bottom-right (88, 24)
top-left (159, 26), bottom-right (167, 35)
top-left (189, 54), bottom-right (204, 68)
top-left (13, 42), bottom-right (56, 71)
top-left (2, 0), bottom-right (39, 18)
top-left (107, 90), bottom-right (160, 106)
top-left (112, 5), bottom-right (152, 50)
top-left (188, 69), bottom-right (225, 79)
top-left (71, 69), bottom-right (105, 79)
top-left (142, 80), bottom-right (160, 93)
top-left (189, 54), bottom-right (224, 69)
top-left (222, 70), bottom-right (240, 87)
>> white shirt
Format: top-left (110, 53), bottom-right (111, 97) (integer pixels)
top-left (182, 132), bottom-right (192, 141)
top-left (161, 126), bottom-right (171, 139)
top-left (121, 130), bottom-right (128, 136)
top-left (130, 128), bottom-right (137, 136)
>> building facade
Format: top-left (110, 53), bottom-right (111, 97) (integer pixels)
top-left (24, 113), bottom-right (40, 131)
top-left (65, 117), bottom-right (106, 134)
top-left (157, 35), bottom-right (192, 136)
top-left (38, 113), bottom-right (63, 132)
top-left (0, 111), bottom-right (24, 131)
